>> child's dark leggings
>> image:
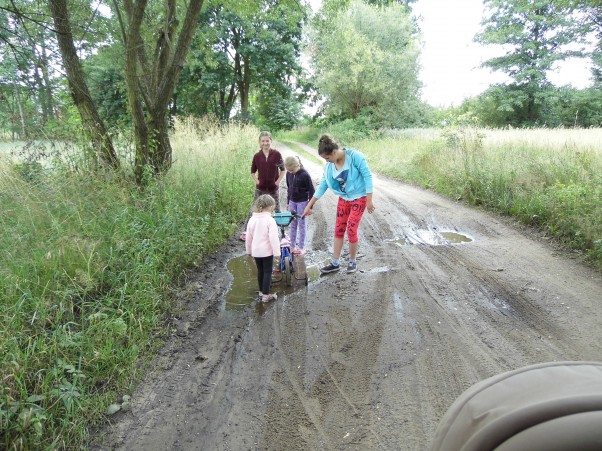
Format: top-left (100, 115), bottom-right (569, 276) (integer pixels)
top-left (254, 256), bottom-right (274, 295)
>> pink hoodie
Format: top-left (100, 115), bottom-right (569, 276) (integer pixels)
top-left (245, 212), bottom-right (281, 258)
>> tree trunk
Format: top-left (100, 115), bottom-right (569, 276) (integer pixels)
top-left (239, 54), bottom-right (251, 122)
top-left (119, 0), bottom-right (204, 184)
top-left (149, 112), bottom-right (172, 175)
top-left (48, 0), bottom-right (120, 170)
top-left (218, 83), bottom-right (236, 121)
top-left (232, 30), bottom-right (249, 121)
top-left (33, 64), bottom-right (49, 125)
top-left (14, 82), bottom-right (28, 139)
top-left (40, 31), bottom-right (56, 121)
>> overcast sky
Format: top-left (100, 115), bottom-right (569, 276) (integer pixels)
top-left (307, 0), bottom-right (593, 107)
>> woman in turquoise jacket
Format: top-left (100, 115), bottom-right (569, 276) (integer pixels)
top-left (302, 134), bottom-right (375, 274)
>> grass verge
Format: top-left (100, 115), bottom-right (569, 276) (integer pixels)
top-left (0, 118), bottom-right (257, 449)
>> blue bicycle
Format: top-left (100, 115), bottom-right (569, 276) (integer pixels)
top-left (272, 211), bottom-right (308, 287)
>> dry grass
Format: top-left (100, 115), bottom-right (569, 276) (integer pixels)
top-left (482, 128), bottom-right (602, 153)
top-left (170, 116), bottom-right (258, 174)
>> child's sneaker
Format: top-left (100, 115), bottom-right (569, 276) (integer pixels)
top-left (262, 293), bottom-right (277, 303)
top-left (346, 261), bottom-right (357, 273)
top-left (292, 248), bottom-right (305, 255)
top-left (320, 263), bottom-right (340, 274)
top-left (239, 232), bottom-right (246, 241)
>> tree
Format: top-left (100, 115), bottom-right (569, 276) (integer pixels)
top-left (309, 0), bottom-right (423, 127)
top-left (0, 2), bottom-right (62, 138)
top-left (253, 84), bottom-right (302, 131)
top-left (476, 0), bottom-right (583, 124)
top-left (576, 2), bottom-right (602, 85)
top-left (321, 0), bottom-right (416, 10)
top-left (5, 0), bottom-right (306, 178)
top-left (178, 0), bottom-right (306, 123)
top-left (110, 0), bottom-right (205, 181)
top-left (6, 0), bottom-right (206, 180)
top-left (84, 46), bottom-right (129, 127)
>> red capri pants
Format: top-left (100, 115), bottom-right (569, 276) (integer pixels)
top-left (334, 196), bottom-right (367, 243)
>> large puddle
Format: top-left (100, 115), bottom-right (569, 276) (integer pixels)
top-left (225, 255), bottom-right (321, 311)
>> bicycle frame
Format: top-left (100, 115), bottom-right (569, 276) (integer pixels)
top-left (272, 212), bottom-right (308, 286)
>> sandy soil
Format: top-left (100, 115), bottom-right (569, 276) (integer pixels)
top-left (92, 142), bottom-right (602, 450)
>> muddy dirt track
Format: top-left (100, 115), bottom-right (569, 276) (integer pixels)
top-left (93, 142), bottom-right (602, 450)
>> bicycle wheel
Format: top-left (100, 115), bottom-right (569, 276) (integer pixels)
top-left (284, 255), bottom-right (292, 286)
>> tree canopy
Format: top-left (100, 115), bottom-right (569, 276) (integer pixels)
top-left (2, 0), bottom-right (602, 154)
top-left (475, 0), bottom-right (585, 124)
top-left (309, 0), bottom-right (425, 128)
top-left (178, 0), bottom-right (307, 126)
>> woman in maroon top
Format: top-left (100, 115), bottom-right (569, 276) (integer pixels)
top-left (241, 131), bottom-right (284, 241)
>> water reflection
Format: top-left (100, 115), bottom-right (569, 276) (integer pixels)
top-left (225, 255), bottom-right (258, 311)
top-left (390, 230), bottom-right (473, 246)
top-left (439, 231), bottom-right (472, 244)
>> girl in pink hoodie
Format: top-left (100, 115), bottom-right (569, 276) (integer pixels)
top-left (245, 194), bottom-right (281, 303)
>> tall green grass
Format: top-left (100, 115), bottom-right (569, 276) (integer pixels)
top-left (282, 125), bottom-right (601, 269)
top-left (0, 118), bottom-right (257, 449)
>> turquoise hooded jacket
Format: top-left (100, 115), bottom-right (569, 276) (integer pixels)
top-left (314, 148), bottom-right (373, 201)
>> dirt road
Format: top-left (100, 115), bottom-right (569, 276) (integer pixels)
top-left (93, 142), bottom-right (602, 450)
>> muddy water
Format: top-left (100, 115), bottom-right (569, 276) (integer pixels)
top-left (439, 231), bottom-right (472, 244)
top-left (387, 230), bottom-right (471, 248)
top-left (225, 254), bottom-right (322, 311)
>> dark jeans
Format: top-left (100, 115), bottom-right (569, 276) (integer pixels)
top-left (254, 255), bottom-right (274, 294)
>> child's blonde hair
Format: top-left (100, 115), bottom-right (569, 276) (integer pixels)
top-left (284, 155), bottom-right (301, 170)
top-left (253, 194), bottom-right (276, 212)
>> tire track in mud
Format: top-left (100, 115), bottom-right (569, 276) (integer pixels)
top-left (268, 299), bottom-right (333, 450)
top-left (410, 242), bottom-right (597, 361)
top-left (357, 169), bottom-right (586, 367)
top-left (395, 244), bottom-right (535, 375)
top-left (308, 201), bottom-right (331, 255)
top-left (266, 272), bottom-right (393, 449)
top-left (307, 279), bottom-right (388, 449)
top-left (299, 174), bottom-right (501, 448)
top-left (374, 255), bottom-right (495, 449)
top-left (94, 316), bottom-right (245, 450)
top-left (379, 238), bottom-right (600, 449)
